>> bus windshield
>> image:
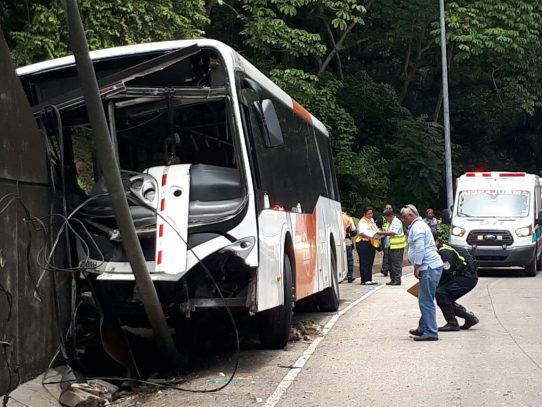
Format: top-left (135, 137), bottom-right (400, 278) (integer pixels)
top-left (457, 190), bottom-right (530, 218)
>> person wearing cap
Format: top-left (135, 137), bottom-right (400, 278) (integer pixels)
top-left (401, 204), bottom-right (443, 342)
top-left (434, 231), bottom-right (479, 331)
top-left (378, 209), bottom-right (407, 285)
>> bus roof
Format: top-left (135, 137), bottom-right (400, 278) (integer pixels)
top-left (17, 39), bottom-right (329, 137)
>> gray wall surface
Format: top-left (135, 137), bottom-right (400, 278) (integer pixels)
top-left (0, 26), bottom-right (67, 395)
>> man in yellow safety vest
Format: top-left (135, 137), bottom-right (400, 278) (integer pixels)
top-left (379, 209), bottom-right (407, 285)
top-left (378, 203), bottom-right (394, 277)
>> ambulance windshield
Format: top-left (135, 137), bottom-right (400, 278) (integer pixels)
top-left (457, 190), bottom-right (530, 218)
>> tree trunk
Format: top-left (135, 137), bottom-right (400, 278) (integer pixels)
top-left (323, 20), bottom-right (344, 80)
top-left (397, 39), bottom-right (413, 105)
top-left (318, 21), bottom-right (356, 75)
top-left (398, 38), bottom-right (431, 106)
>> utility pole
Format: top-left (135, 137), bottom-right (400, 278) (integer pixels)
top-left (439, 0), bottom-right (454, 210)
top-left (63, 0), bottom-right (184, 369)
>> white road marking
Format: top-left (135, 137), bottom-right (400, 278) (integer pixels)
top-left (263, 284), bottom-right (385, 407)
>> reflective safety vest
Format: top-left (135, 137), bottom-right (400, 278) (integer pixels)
top-left (355, 217), bottom-right (378, 244)
top-left (440, 244), bottom-right (467, 269)
top-left (384, 218), bottom-right (407, 250)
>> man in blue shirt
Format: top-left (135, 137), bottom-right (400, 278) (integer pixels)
top-left (401, 204), bottom-right (443, 341)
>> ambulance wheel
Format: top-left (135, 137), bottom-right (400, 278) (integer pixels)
top-left (316, 244), bottom-right (340, 312)
top-left (525, 254), bottom-right (537, 277)
top-left (257, 254), bottom-right (293, 349)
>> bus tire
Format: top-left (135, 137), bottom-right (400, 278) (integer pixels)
top-left (525, 253), bottom-right (537, 277)
top-left (316, 244), bottom-right (340, 312)
top-left (257, 254), bottom-right (293, 349)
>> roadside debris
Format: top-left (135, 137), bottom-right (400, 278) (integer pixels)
top-left (59, 380), bottom-right (118, 407)
top-left (289, 320), bottom-right (322, 342)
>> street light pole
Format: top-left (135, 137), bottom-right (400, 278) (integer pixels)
top-left (439, 0), bottom-right (454, 210)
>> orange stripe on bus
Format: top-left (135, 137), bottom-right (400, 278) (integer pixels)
top-left (292, 99), bottom-right (313, 124)
top-left (293, 211), bottom-right (317, 300)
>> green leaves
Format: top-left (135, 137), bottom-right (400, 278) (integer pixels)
top-left (442, 1), bottom-right (542, 114)
top-left (387, 116), bottom-right (445, 206)
top-left (234, 0), bottom-right (366, 61)
top-left (6, 0), bottom-right (209, 66)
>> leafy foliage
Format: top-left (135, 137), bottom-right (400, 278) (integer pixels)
top-left (3, 0), bottom-right (542, 212)
top-left (386, 116), bottom-right (445, 207)
top-left (5, 0), bottom-right (209, 66)
top-left (442, 1), bottom-right (542, 114)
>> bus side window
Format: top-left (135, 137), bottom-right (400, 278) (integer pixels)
top-left (254, 99), bottom-right (284, 148)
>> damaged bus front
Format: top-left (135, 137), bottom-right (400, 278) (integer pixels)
top-left (18, 40), bottom-right (345, 350)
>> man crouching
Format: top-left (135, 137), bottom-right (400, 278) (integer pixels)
top-left (434, 231), bottom-right (480, 331)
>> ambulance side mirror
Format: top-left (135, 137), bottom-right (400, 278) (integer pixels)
top-left (536, 210), bottom-right (542, 225)
top-left (442, 209), bottom-right (452, 226)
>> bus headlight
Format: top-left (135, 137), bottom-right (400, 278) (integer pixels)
top-left (451, 226), bottom-right (466, 237)
top-left (515, 226), bottom-right (532, 237)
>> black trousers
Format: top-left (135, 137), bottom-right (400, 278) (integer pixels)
top-left (356, 241), bottom-right (375, 283)
top-left (435, 276), bottom-right (478, 306)
top-left (381, 247), bottom-right (389, 274)
top-left (387, 248), bottom-right (404, 283)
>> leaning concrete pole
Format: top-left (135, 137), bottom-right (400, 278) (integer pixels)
top-left (62, 0), bottom-right (183, 367)
top-left (439, 0), bottom-right (454, 210)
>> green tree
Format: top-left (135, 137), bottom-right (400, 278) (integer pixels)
top-left (4, 0), bottom-right (209, 66)
top-left (444, 0), bottom-right (542, 115)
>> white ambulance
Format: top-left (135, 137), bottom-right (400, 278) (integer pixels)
top-left (448, 171), bottom-right (542, 276)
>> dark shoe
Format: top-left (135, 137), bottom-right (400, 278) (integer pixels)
top-left (409, 328), bottom-right (423, 337)
top-left (438, 323), bottom-right (460, 332)
top-left (381, 272), bottom-right (388, 277)
top-left (461, 314), bottom-right (479, 330)
top-left (413, 335), bottom-right (438, 342)
top-left (386, 281), bottom-right (401, 286)
top-left (347, 277), bottom-right (355, 283)
top-left (440, 303), bottom-right (460, 330)
top-left (453, 303), bottom-right (479, 329)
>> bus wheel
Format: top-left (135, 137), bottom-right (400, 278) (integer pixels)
top-left (257, 254), bottom-right (293, 349)
top-left (537, 247), bottom-right (542, 271)
top-left (316, 245), bottom-right (340, 312)
top-left (525, 253), bottom-right (537, 277)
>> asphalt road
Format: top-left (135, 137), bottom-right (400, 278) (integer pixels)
top-left (8, 260), bottom-right (542, 406)
top-left (111, 264), bottom-right (542, 407)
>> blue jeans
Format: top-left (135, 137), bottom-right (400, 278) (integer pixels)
top-left (418, 266), bottom-right (443, 337)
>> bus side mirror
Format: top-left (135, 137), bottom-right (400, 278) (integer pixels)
top-left (241, 77), bottom-right (262, 94)
top-left (442, 209), bottom-right (452, 226)
top-left (255, 99), bottom-right (284, 148)
top-left (536, 210), bottom-right (542, 225)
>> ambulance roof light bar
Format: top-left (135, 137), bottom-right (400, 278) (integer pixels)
top-left (465, 171), bottom-right (526, 178)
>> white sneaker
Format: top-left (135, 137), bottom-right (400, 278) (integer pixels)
top-left (362, 281), bottom-right (377, 285)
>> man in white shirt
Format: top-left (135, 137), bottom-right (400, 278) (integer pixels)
top-left (379, 209), bottom-right (407, 285)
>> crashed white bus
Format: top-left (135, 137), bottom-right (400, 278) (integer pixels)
top-left (17, 39), bottom-right (346, 349)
